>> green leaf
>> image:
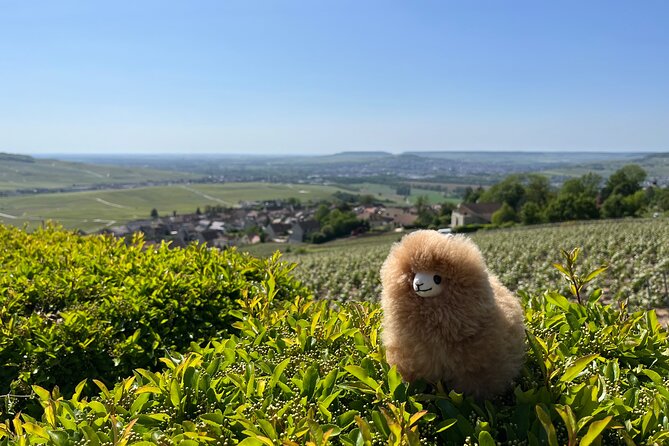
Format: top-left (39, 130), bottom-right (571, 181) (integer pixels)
top-left (642, 368), bottom-right (663, 385)
top-left (387, 366), bottom-right (402, 396)
top-left (269, 358), bottom-right (290, 390)
top-left (81, 425), bottom-right (101, 446)
top-left (344, 365), bottom-right (381, 390)
top-left (570, 247), bottom-right (581, 263)
top-left (583, 265), bottom-right (608, 283)
top-left (355, 416), bottom-right (373, 444)
top-left (337, 410), bottom-right (359, 429)
top-left (555, 405), bottom-right (577, 444)
top-left (169, 379), bottom-right (182, 408)
top-left (525, 330), bottom-right (548, 379)
top-left (435, 418), bottom-right (457, 433)
top-left (301, 365), bottom-right (319, 399)
top-left (641, 410), bottom-right (655, 437)
top-left (535, 404), bottom-right (558, 446)
top-left (237, 438), bottom-right (268, 446)
top-left (560, 354), bottom-right (599, 383)
top-left (588, 288), bottom-right (603, 304)
top-left (47, 430), bottom-right (69, 446)
top-left (31, 385), bottom-right (50, 401)
top-left (580, 416), bottom-right (613, 446)
top-left (92, 379), bottom-right (111, 399)
top-left (371, 411), bottom-right (390, 439)
top-left (478, 431), bottom-right (496, 446)
top-left (72, 379), bottom-right (87, 403)
top-left (545, 292), bottom-right (571, 311)
top-left (258, 419), bottom-right (277, 440)
top-left (553, 263), bottom-right (570, 277)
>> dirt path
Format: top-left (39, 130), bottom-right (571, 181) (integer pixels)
top-left (180, 185), bottom-right (232, 205)
top-left (95, 198), bottom-right (129, 209)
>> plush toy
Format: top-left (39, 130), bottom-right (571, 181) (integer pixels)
top-left (380, 230), bottom-right (525, 399)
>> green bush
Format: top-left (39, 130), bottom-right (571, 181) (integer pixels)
top-left (2, 248), bottom-right (669, 445)
top-left (0, 224), bottom-right (307, 397)
top-left (451, 224), bottom-right (491, 234)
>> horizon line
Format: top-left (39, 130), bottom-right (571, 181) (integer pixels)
top-left (21, 148), bottom-right (669, 158)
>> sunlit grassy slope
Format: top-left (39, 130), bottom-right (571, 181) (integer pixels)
top-left (0, 183), bottom-right (363, 232)
top-left (0, 154), bottom-right (197, 191)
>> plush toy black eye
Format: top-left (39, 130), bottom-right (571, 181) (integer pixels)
top-left (433, 275), bottom-right (442, 284)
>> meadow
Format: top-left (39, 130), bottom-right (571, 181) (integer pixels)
top-left (0, 183), bottom-right (363, 233)
top-left (0, 155), bottom-right (197, 192)
top-left (350, 183), bottom-right (458, 206)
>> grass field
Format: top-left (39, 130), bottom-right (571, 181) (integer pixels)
top-left (0, 182), bottom-right (362, 232)
top-left (351, 182), bottom-right (459, 205)
top-left (0, 155), bottom-right (197, 191)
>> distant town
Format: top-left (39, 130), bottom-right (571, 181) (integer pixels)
top-left (99, 199), bottom-right (428, 249)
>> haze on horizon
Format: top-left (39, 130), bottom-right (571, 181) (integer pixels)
top-left (1, 0), bottom-right (668, 156)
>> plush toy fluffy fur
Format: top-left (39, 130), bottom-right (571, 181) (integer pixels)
top-left (380, 230), bottom-right (525, 399)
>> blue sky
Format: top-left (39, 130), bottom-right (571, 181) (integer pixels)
top-left (1, 0), bottom-right (667, 155)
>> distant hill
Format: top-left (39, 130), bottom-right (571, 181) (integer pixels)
top-left (0, 153), bottom-right (199, 193)
top-left (406, 150), bottom-right (650, 164)
top-left (331, 151), bottom-right (392, 157)
top-left (0, 152), bottom-right (35, 163)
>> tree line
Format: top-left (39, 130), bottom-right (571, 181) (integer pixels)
top-left (463, 164), bottom-right (669, 225)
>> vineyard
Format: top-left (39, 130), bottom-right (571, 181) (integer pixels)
top-left (286, 218), bottom-right (669, 309)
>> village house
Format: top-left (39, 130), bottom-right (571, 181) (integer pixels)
top-left (381, 207), bottom-right (418, 228)
top-left (357, 207), bottom-right (394, 229)
top-left (265, 223), bottom-right (292, 242)
top-left (290, 220), bottom-right (321, 243)
top-left (450, 203), bottom-right (502, 227)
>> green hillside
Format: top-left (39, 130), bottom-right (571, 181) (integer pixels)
top-left (0, 182), bottom-right (358, 232)
top-left (0, 153), bottom-right (197, 192)
top-left (541, 152), bottom-right (669, 180)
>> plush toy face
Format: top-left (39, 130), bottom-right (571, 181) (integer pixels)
top-left (412, 271), bottom-right (443, 297)
top-left (381, 230), bottom-right (490, 305)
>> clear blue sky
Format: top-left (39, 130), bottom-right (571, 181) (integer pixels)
top-left (1, 0), bottom-right (667, 155)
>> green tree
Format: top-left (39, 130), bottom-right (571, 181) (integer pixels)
top-left (544, 173), bottom-right (602, 223)
top-left (479, 175), bottom-right (526, 210)
top-left (396, 184), bottom-right (411, 196)
top-left (463, 186), bottom-right (484, 203)
top-left (652, 187), bottom-right (669, 212)
top-left (314, 204), bottom-right (330, 222)
top-left (545, 194), bottom-right (599, 222)
top-left (359, 194), bottom-right (376, 206)
top-left (601, 164), bottom-right (647, 200)
top-left (414, 195), bottom-right (438, 228)
top-left (150, 208), bottom-right (159, 219)
top-left (491, 202), bottom-right (517, 225)
top-left (561, 173), bottom-right (602, 198)
top-left (601, 190), bottom-right (648, 218)
top-left (524, 174), bottom-right (553, 207)
top-left (520, 202), bottom-right (544, 225)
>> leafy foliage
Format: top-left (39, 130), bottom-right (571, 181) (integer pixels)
top-left (0, 224), bottom-right (307, 397)
top-left (2, 246), bottom-right (669, 445)
top-left (472, 165), bottom-right (668, 224)
top-left (311, 205), bottom-right (368, 244)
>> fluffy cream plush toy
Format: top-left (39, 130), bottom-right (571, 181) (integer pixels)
top-left (380, 230), bottom-right (525, 399)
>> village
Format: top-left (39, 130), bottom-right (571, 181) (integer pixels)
top-left (99, 198), bottom-right (501, 249)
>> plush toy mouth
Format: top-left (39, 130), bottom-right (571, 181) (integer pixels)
top-left (415, 286), bottom-right (432, 293)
